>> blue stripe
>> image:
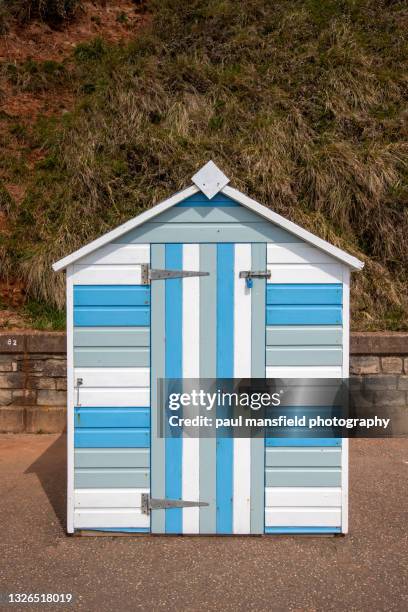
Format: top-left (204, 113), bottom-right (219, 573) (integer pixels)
top-left (266, 438), bottom-right (342, 447)
top-left (74, 286), bottom-right (150, 306)
top-left (267, 305), bottom-right (342, 325)
top-left (267, 284), bottom-right (342, 305)
top-left (75, 429), bottom-right (150, 448)
top-left (265, 527), bottom-right (341, 534)
top-left (74, 306), bottom-right (150, 327)
top-left (74, 407), bottom-right (150, 428)
top-left (175, 192), bottom-right (239, 207)
top-left (216, 244), bottom-right (234, 534)
top-left (165, 244), bottom-right (183, 534)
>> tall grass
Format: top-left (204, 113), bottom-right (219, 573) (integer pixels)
top-left (1, 0), bottom-right (408, 329)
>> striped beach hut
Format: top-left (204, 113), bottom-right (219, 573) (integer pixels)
top-left (53, 161), bottom-right (363, 535)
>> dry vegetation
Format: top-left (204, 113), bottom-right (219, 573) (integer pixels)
top-left (0, 0), bottom-right (407, 329)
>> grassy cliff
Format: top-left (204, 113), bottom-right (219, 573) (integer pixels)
top-left (0, 0), bottom-right (407, 329)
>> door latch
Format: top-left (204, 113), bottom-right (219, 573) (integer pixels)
top-left (75, 377), bottom-right (83, 406)
top-left (239, 270), bottom-right (271, 288)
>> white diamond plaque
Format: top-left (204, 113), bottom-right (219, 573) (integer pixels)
top-left (191, 161), bottom-right (230, 199)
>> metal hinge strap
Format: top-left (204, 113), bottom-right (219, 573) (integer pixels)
top-left (141, 264), bottom-right (209, 284)
top-left (141, 494), bottom-right (209, 515)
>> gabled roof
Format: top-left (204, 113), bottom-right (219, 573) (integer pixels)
top-left (52, 161), bottom-right (364, 272)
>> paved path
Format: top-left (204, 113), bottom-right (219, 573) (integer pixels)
top-left (0, 435), bottom-right (407, 611)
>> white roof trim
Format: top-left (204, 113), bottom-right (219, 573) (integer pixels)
top-left (52, 184), bottom-right (199, 271)
top-left (53, 162), bottom-right (363, 272)
top-left (221, 185), bottom-right (364, 270)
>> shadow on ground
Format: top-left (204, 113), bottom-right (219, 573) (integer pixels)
top-left (25, 433), bottom-right (67, 530)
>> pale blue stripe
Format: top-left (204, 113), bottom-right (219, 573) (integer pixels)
top-left (75, 468), bottom-right (149, 488)
top-left (266, 438), bottom-right (341, 447)
top-left (89, 528), bottom-right (150, 533)
top-left (74, 327), bottom-right (150, 347)
top-left (265, 468), bottom-right (341, 487)
top-left (74, 347), bottom-right (149, 367)
top-left (74, 448), bottom-right (149, 468)
top-left (165, 244), bottom-right (183, 534)
top-left (216, 244), bottom-right (234, 534)
top-left (266, 326), bottom-right (342, 346)
top-left (156, 206), bottom-right (268, 224)
top-left (266, 346), bottom-right (343, 366)
top-left (265, 527), bottom-right (341, 534)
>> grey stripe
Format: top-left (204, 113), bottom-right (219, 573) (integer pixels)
top-left (74, 347), bottom-right (149, 367)
top-left (266, 347), bottom-right (343, 366)
top-left (150, 244), bottom-right (166, 533)
top-left (199, 244), bottom-right (217, 534)
top-left (75, 448), bottom-right (150, 468)
top-left (250, 243), bottom-right (266, 534)
top-left (153, 206), bottom-right (267, 224)
top-left (267, 326), bottom-right (342, 346)
top-left (266, 468), bottom-right (341, 487)
top-left (265, 448), bottom-right (341, 468)
top-left (74, 327), bottom-right (149, 347)
top-left (115, 222), bottom-right (298, 244)
top-left (75, 468), bottom-right (149, 488)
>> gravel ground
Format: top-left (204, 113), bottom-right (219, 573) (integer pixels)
top-left (0, 434), bottom-right (407, 611)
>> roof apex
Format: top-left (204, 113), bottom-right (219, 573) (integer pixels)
top-left (191, 160), bottom-right (229, 199)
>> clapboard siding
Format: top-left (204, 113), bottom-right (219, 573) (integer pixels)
top-left (75, 428), bottom-right (150, 448)
top-left (74, 306), bottom-right (150, 327)
top-left (266, 438), bottom-right (342, 447)
top-left (75, 448), bottom-right (149, 468)
top-left (265, 508), bottom-right (341, 527)
top-left (74, 286), bottom-right (150, 306)
top-left (155, 206), bottom-right (268, 224)
top-left (267, 264), bottom-right (343, 284)
top-left (266, 468), bottom-right (341, 487)
top-left (74, 368), bottom-right (150, 388)
top-left (76, 244), bottom-right (150, 265)
top-left (267, 284), bottom-right (342, 305)
top-left (75, 468), bottom-right (150, 488)
top-left (74, 327), bottom-right (150, 347)
top-left (267, 243), bottom-right (339, 265)
top-left (266, 326), bottom-right (342, 346)
top-left (267, 305), bottom-right (342, 325)
top-left (266, 346), bottom-right (343, 366)
top-left (74, 407), bottom-right (150, 428)
top-left (74, 508), bottom-right (149, 529)
top-left (265, 487), bottom-right (342, 507)
top-left (75, 488), bottom-right (149, 507)
top-left (75, 388), bottom-right (149, 407)
top-left (175, 192), bottom-right (240, 207)
top-left (74, 347), bottom-right (149, 367)
top-left (266, 365), bottom-right (343, 378)
top-left (72, 265), bottom-right (144, 285)
top-left (265, 448), bottom-right (342, 467)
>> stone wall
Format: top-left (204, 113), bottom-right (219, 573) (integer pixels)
top-left (0, 331), bottom-right (408, 433)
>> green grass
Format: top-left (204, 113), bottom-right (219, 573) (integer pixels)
top-left (0, 0), bottom-right (407, 330)
top-left (23, 299), bottom-right (66, 330)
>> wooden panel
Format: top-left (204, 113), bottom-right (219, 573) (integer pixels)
top-left (75, 448), bottom-right (149, 468)
top-left (74, 347), bottom-right (149, 367)
top-left (266, 346), bottom-right (343, 366)
top-left (266, 468), bottom-right (341, 487)
top-left (115, 222), bottom-right (299, 244)
top-left (74, 286), bottom-right (150, 306)
top-left (266, 365), bottom-right (343, 379)
top-left (75, 429), bottom-right (150, 448)
top-left (74, 508), bottom-right (150, 529)
top-left (266, 284), bottom-right (342, 305)
top-left (155, 206), bottom-right (267, 224)
top-left (77, 244), bottom-right (150, 265)
top-left (267, 243), bottom-right (337, 265)
top-left (74, 306), bottom-right (150, 327)
top-left (267, 305), bottom-right (342, 325)
top-left (265, 507), bottom-right (341, 527)
top-left (268, 264), bottom-right (343, 284)
top-left (75, 388), bottom-right (149, 407)
top-left (75, 468), bottom-right (150, 488)
top-left (265, 448), bottom-right (341, 467)
top-left (74, 327), bottom-right (150, 347)
top-left (74, 407), bottom-right (150, 428)
top-left (266, 326), bottom-right (342, 346)
top-left (266, 438), bottom-right (341, 447)
top-left (75, 488), bottom-right (149, 508)
top-left (72, 265), bottom-right (144, 284)
top-left (265, 487), bottom-right (342, 507)
top-left (74, 367), bottom-right (150, 388)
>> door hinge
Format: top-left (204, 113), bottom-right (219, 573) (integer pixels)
top-left (141, 494), bottom-right (209, 515)
top-left (239, 269), bottom-right (271, 288)
top-left (141, 264), bottom-right (209, 284)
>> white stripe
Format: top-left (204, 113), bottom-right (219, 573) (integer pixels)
top-left (182, 244), bottom-right (200, 534)
top-left (266, 366), bottom-right (342, 379)
top-left (233, 244), bottom-right (252, 534)
top-left (77, 244), bottom-right (150, 265)
top-left (74, 508), bottom-right (149, 529)
top-left (77, 388), bottom-right (149, 407)
top-left (75, 488), bottom-right (149, 508)
top-left (265, 487), bottom-right (342, 507)
top-left (265, 507), bottom-right (341, 527)
top-left (267, 243), bottom-right (336, 265)
top-left (267, 263), bottom-right (343, 284)
top-left (341, 267), bottom-right (350, 534)
top-left (74, 368), bottom-right (150, 388)
top-left (72, 265), bottom-right (144, 285)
